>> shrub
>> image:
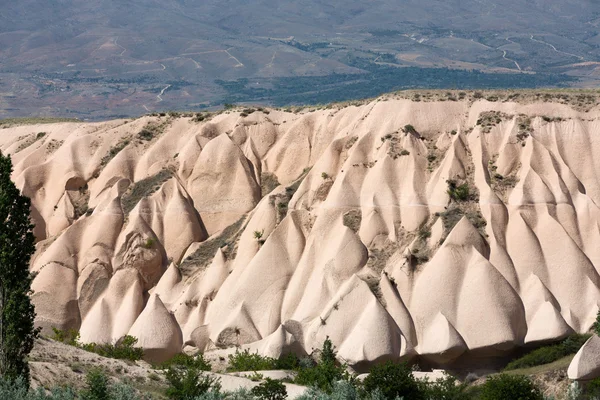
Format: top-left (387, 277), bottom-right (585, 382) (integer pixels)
top-left (81, 369), bottom-right (110, 400)
top-left (295, 381), bottom-right (361, 400)
top-left (80, 335), bottom-right (144, 361)
top-left (253, 230), bottom-right (264, 241)
top-left (362, 361), bottom-right (424, 400)
top-left (100, 140), bottom-right (130, 167)
top-left (0, 376), bottom-right (30, 399)
top-left (165, 367), bottom-right (221, 399)
top-left (403, 125), bottom-right (418, 135)
top-left (106, 382), bottom-right (140, 400)
top-left (295, 338), bottom-right (349, 393)
top-left (51, 329), bottom-right (143, 362)
top-left (593, 309), bottom-right (600, 337)
top-left (227, 349), bottom-right (277, 372)
top-left (159, 353), bottom-right (212, 372)
top-left (447, 180), bottom-right (471, 202)
top-left (504, 333), bottom-right (591, 371)
top-left (585, 377), bottom-right (600, 399)
top-left (52, 327), bottom-right (81, 346)
top-left (275, 353), bottom-right (300, 370)
top-left (479, 374), bottom-right (543, 400)
top-left (248, 372), bottom-right (264, 382)
top-left (251, 378), bottom-right (287, 400)
top-left (423, 376), bottom-right (470, 400)
top-left (138, 123), bottom-right (163, 141)
top-left (321, 172), bottom-right (330, 179)
top-left (193, 388), bottom-right (253, 400)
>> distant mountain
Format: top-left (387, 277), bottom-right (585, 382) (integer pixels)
top-left (1, 0), bottom-right (598, 119)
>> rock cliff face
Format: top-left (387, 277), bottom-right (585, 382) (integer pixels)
top-left (3, 95), bottom-right (600, 366)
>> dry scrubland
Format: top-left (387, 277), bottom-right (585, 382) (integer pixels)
top-left (3, 90), bottom-right (600, 392)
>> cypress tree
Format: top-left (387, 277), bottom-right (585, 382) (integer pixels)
top-left (0, 152), bottom-right (38, 384)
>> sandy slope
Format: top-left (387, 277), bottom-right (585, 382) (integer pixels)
top-left (4, 95), bottom-right (600, 368)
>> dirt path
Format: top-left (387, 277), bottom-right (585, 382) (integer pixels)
top-left (157, 84), bottom-right (171, 102)
top-left (530, 35), bottom-right (584, 61)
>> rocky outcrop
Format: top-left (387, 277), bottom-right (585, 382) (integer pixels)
top-left (4, 96), bottom-right (600, 366)
top-left (568, 335), bottom-right (600, 381)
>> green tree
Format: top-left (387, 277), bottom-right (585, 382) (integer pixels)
top-left (165, 366), bottom-right (221, 399)
top-left (0, 152), bottom-right (38, 383)
top-left (480, 374), bottom-right (543, 400)
top-left (294, 337), bottom-right (349, 393)
top-left (362, 361), bottom-right (424, 400)
top-left (80, 369), bottom-right (110, 400)
top-left (251, 378), bottom-right (287, 400)
top-left (593, 309), bottom-right (600, 336)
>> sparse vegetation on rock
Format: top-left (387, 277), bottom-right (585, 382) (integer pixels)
top-left (504, 334), bottom-right (590, 371)
top-left (51, 329), bottom-right (144, 362)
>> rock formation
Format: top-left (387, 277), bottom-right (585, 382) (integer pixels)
top-left (4, 94), bottom-right (600, 366)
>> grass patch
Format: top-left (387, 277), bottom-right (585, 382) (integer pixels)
top-left (179, 217), bottom-right (246, 276)
top-left (260, 172), bottom-right (280, 197)
top-left (121, 169), bottom-right (173, 214)
top-left (476, 111), bottom-right (511, 133)
top-left (437, 205), bottom-right (487, 241)
top-left (269, 167), bottom-right (311, 222)
top-left (504, 334), bottom-right (590, 371)
top-left (15, 131), bottom-right (48, 152)
top-left (100, 139), bottom-right (130, 167)
top-left (138, 121), bottom-right (169, 141)
top-left (0, 117), bottom-right (80, 129)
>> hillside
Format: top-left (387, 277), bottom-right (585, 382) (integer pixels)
top-left (1, 1), bottom-right (599, 119)
top-left (3, 90), bottom-right (600, 372)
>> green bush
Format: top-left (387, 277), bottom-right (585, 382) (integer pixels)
top-left (80, 335), bottom-right (144, 362)
top-left (165, 367), bottom-right (221, 399)
top-left (227, 350), bottom-right (277, 372)
top-left (251, 378), bottom-right (287, 400)
top-left (0, 376), bottom-right (31, 399)
top-left (294, 338), bottom-right (349, 393)
top-left (362, 361), bottom-right (424, 400)
top-left (479, 374), bottom-right (543, 400)
top-left (275, 353), bottom-right (300, 370)
top-left (0, 373), bottom-right (143, 400)
top-left (296, 381), bottom-right (360, 400)
top-left (504, 333), bottom-right (591, 371)
top-left (159, 353), bottom-right (212, 372)
top-left (447, 180), bottom-right (471, 201)
top-left (192, 388), bottom-right (253, 400)
top-left (227, 350), bottom-right (299, 372)
top-left (105, 383), bottom-right (140, 400)
top-left (52, 327), bottom-right (81, 347)
top-left (592, 309), bottom-right (600, 337)
top-left (403, 125), bottom-right (418, 135)
top-left (81, 369), bottom-right (110, 400)
top-left (584, 377), bottom-right (600, 399)
top-left (423, 376), bottom-right (470, 400)
top-left (51, 329), bottom-right (144, 362)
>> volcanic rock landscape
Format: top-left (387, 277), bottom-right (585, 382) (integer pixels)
top-left (3, 91), bottom-right (600, 371)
